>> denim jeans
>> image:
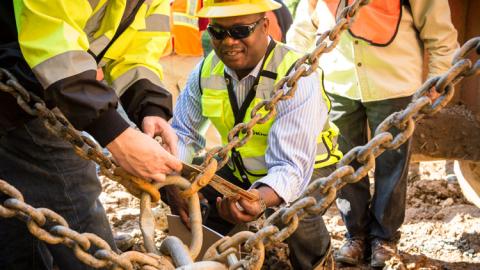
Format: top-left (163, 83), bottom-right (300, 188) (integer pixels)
top-left (0, 118), bottom-right (116, 270)
top-left (329, 94), bottom-right (412, 242)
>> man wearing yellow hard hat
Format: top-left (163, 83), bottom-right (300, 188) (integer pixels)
top-left (166, 0), bottom-right (342, 268)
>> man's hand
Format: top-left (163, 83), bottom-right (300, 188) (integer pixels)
top-left (216, 186), bottom-right (282, 224)
top-left (107, 127), bottom-right (182, 183)
top-left (142, 116), bottom-right (178, 156)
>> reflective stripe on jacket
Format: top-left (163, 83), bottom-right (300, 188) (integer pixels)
top-left (324, 0), bottom-right (402, 46)
top-left (200, 42), bottom-right (342, 183)
top-left (171, 0), bottom-right (203, 56)
top-left (10, 0), bottom-right (172, 145)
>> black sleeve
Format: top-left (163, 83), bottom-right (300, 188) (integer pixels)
top-left (45, 70), bottom-right (130, 147)
top-left (120, 79), bottom-right (173, 128)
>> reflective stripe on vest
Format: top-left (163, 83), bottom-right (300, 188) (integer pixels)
top-left (325, 0), bottom-right (402, 46)
top-left (200, 43), bottom-right (342, 183)
top-left (173, 12), bottom-right (199, 30)
top-left (171, 0), bottom-right (203, 55)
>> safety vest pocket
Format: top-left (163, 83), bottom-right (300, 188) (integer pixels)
top-left (201, 96), bottom-right (223, 118)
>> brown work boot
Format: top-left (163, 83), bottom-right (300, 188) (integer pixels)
top-left (334, 238), bottom-right (365, 265)
top-left (371, 238), bottom-right (398, 268)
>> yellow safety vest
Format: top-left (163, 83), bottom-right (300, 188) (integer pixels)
top-left (200, 41), bottom-right (342, 184)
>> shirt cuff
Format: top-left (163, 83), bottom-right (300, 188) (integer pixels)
top-left (250, 172), bottom-right (297, 204)
top-left (177, 141), bottom-right (196, 163)
top-left (84, 107), bottom-right (130, 147)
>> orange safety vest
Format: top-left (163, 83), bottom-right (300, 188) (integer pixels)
top-left (266, 11), bottom-right (282, 42)
top-left (171, 0), bottom-right (204, 56)
top-left (325, 0), bottom-right (403, 46)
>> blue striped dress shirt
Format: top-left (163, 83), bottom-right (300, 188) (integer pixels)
top-left (171, 58), bottom-right (328, 203)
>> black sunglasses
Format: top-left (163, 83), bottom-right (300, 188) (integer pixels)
top-left (207, 17), bottom-right (266, 40)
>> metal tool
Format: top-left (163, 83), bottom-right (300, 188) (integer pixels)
top-left (181, 162), bottom-right (259, 202)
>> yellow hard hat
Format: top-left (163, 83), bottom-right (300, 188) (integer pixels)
top-left (196, 0), bottom-right (281, 18)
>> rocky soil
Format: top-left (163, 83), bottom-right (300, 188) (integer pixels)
top-left (100, 161), bottom-right (480, 269)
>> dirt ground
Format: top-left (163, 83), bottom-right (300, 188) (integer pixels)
top-left (99, 160), bottom-right (480, 269)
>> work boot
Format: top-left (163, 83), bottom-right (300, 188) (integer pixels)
top-left (371, 238), bottom-right (398, 268)
top-left (334, 238), bottom-right (365, 265)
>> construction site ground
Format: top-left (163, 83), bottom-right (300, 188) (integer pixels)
top-left (100, 160), bottom-right (480, 269)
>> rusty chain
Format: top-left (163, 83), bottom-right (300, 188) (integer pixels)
top-left (0, 179), bottom-right (170, 270)
top-left (0, 68), bottom-right (210, 265)
top-left (0, 70), bottom-right (161, 202)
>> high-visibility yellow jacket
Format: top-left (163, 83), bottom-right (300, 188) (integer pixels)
top-left (0, 0), bottom-right (171, 145)
top-left (200, 42), bottom-right (342, 183)
top-left (171, 0), bottom-right (203, 56)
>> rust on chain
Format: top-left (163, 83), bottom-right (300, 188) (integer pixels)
top-left (27, 208), bottom-right (69, 245)
top-left (0, 179), bottom-right (24, 217)
top-left (281, 197), bottom-right (316, 223)
top-left (180, 159), bottom-right (217, 198)
top-left (204, 231), bottom-right (264, 270)
top-left (357, 132), bottom-right (393, 161)
top-left (140, 182), bottom-right (162, 255)
top-left (0, 179), bottom-right (169, 270)
top-left (0, 68), bottom-right (160, 204)
top-left (4, 198), bottom-right (46, 225)
top-left (113, 167), bottom-right (161, 202)
top-left (435, 58), bottom-right (472, 93)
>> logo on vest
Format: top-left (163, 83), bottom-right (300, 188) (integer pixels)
top-left (253, 130), bottom-right (268, 137)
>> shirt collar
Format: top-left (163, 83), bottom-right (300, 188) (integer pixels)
top-left (224, 56), bottom-right (264, 82)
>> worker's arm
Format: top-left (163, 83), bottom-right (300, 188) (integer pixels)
top-left (103, 0), bottom-right (173, 126)
top-left (14, 0), bottom-right (128, 145)
top-left (409, 0), bottom-right (458, 78)
top-left (100, 0), bottom-right (178, 153)
top-left (14, 0), bottom-right (181, 182)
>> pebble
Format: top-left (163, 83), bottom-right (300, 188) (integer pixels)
top-left (441, 198), bottom-right (454, 207)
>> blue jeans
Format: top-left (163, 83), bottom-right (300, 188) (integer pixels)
top-left (0, 118), bottom-right (116, 270)
top-left (329, 94), bottom-right (412, 242)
